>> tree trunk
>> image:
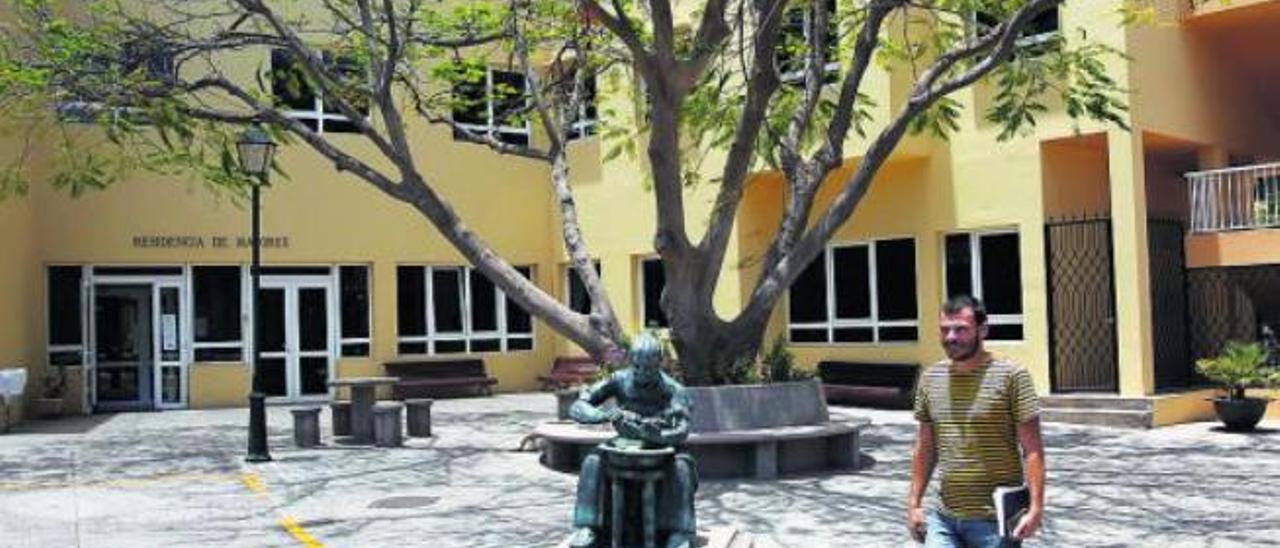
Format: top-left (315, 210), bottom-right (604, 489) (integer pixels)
top-left (667, 313), bottom-right (768, 386)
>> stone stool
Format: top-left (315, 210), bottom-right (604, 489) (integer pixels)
top-left (373, 402), bottom-right (404, 448)
top-left (291, 407), bottom-right (322, 448)
top-left (405, 398), bottom-right (434, 437)
top-left (330, 401), bottom-right (351, 437)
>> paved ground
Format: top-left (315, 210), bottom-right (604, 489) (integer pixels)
top-left (1, 393), bottom-right (1278, 547)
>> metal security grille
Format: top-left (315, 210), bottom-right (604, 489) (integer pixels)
top-left (1148, 219), bottom-right (1192, 390)
top-left (1188, 265), bottom-right (1280, 370)
top-left (1045, 217), bottom-right (1118, 393)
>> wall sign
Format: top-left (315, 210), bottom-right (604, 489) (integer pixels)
top-left (131, 235), bottom-right (291, 249)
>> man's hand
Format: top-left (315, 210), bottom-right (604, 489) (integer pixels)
top-left (1012, 506), bottom-right (1043, 540)
top-left (906, 506), bottom-right (927, 543)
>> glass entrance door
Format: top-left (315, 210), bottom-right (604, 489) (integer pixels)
top-left (93, 284), bottom-right (153, 411)
top-left (258, 279), bottom-right (332, 401)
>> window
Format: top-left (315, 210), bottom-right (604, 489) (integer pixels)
top-left (776, 0), bottom-right (840, 85)
top-left (565, 260), bottom-right (602, 315)
top-left (566, 76), bottom-right (599, 141)
top-left (451, 69), bottom-right (530, 146)
top-left (271, 49), bottom-right (368, 134)
top-left (193, 266), bottom-right (243, 361)
top-left (47, 266), bottom-right (84, 366)
top-left (640, 257), bottom-right (669, 328)
top-left (975, 7), bottom-right (1059, 48)
top-left (339, 265), bottom-right (371, 357)
top-left (396, 265), bottom-right (535, 354)
top-left (56, 40), bottom-right (176, 123)
top-left (788, 238), bottom-right (919, 344)
top-left (945, 231), bottom-right (1024, 341)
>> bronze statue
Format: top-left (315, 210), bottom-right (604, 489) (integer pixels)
top-left (567, 332), bottom-right (697, 548)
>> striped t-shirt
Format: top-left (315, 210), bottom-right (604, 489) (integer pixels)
top-left (913, 355), bottom-right (1041, 518)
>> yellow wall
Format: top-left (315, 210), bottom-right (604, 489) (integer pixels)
top-left (189, 363), bottom-right (250, 408)
top-left (1041, 136), bottom-right (1111, 219)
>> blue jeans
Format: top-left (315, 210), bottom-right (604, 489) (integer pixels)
top-left (924, 510), bottom-right (1021, 548)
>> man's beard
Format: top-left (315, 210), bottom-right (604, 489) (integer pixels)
top-left (945, 339), bottom-right (980, 362)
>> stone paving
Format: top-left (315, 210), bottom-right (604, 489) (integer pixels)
top-left (1, 393), bottom-right (1279, 547)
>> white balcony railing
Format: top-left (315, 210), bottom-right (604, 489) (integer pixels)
top-left (1186, 162), bottom-right (1280, 233)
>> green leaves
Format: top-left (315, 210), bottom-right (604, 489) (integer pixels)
top-left (1196, 341), bottom-right (1279, 396)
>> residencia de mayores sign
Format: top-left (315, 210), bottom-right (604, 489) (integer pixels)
top-left (131, 235), bottom-right (291, 249)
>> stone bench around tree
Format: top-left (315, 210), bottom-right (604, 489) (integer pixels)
top-left (536, 379), bottom-right (871, 479)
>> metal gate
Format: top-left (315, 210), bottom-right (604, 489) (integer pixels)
top-left (1045, 217), bottom-right (1118, 393)
top-left (1148, 219), bottom-right (1192, 390)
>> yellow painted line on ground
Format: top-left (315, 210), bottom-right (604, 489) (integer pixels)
top-left (280, 516), bottom-right (326, 548)
top-left (239, 471), bottom-right (326, 547)
top-left (239, 472), bottom-right (268, 497)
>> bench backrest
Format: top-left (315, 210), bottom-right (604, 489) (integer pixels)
top-left (818, 361), bottom-right (920, 389)
top-left (384, 359), bottom-right (487, 379)
top-left (686, 379), bottom-right (828, 433)
top-left (553, 356), bottom-right (599, 373)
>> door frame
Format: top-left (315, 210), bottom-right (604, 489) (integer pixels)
top-left (257, 274), bottom-right (336, 403)
top-left (86, 272), bottom-right (190, 411)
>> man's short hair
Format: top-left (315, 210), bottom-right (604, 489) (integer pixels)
top-left (942, 295), bottom-right (987, 325)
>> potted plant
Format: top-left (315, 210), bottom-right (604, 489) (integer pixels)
top-left (32, 368), bottom-right (67, 419)
top-left (1196, 341), bottom-right (1280, 432)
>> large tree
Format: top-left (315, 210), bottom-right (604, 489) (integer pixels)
top-left (0, 0), bottom-right (1130, 384)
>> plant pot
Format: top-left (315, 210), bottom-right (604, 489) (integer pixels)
top-left (555, 388), bottom-right (580, 421)
top-left (1212, 397), bottom-right (1269, 432)
top-left (31, 397), bottom-right (64, 419)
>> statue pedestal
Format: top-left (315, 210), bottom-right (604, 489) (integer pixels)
top-left (600, 441), bottom-right (674, 548)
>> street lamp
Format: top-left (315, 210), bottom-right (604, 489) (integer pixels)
top-left (238, 124), bottom-right (276, 463)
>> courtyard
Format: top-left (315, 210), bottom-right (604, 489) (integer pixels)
top-left (1, 394), bottom-right (1277, 547)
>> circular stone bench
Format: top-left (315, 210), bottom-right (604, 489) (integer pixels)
top-left (535, 379), bottom-right (871, 479)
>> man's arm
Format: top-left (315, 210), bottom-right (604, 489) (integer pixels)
top-left (906, 422), bottom-right (936, 543)
top-left (1013, 417), bottom-right (1045, 540)
top-left (568, 376), bottom-right (619, 424)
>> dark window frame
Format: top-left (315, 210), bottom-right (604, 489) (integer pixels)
top-left (943, 229), bottom-right (1025, 341)
top-left (639, 257), bottom-right (669, 329)
top-left (450, 68), bottom-right (531, 146)
top-left (192, 265), bottom-right (245, 362)
top-left (271, 49), bottom-right (369, 134)
top-left (396, 264), bottom-right (535, 355)
top-left (338, 265), bottom-right (371, 357)
top-left (787, 237), bottom-right (920, 344)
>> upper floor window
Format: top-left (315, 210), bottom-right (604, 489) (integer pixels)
top-left (975, 7), bottom-right (1060, 48)
top-left (452, 69), bottom-right (530, 146)
top-left (788, 238), bottom-right (919, 344)
top-left (56, 40), bottom-right (176, 123)
top-left (271, 49), bottom-right (368, 134)
top-left (944, 230), bottom-right (1023, 341)
top-left (566, 76), bottom-right (599, 141)
top-left (776, 0), bottom-right (840, 85)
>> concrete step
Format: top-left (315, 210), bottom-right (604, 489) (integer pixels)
top-left (1041, 395), bottom-right (1154, 411)
top-left (1041, 408), bottom-right (1154, 429)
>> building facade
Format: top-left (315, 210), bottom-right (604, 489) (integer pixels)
top-left (1, 0), bottom-right (1278, 426)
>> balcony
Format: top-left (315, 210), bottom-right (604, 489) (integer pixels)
top-left (1186, 163), bottom-right (1280, 233)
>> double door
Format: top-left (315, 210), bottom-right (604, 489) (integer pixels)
top-left (258, 278), bottom-right (333, 401)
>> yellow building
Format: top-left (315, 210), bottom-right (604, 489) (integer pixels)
top-left (1, 0), bottom-right (1278, 427)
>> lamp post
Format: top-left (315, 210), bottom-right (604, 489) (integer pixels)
top-left (238, 124), bottom-right (276, 463)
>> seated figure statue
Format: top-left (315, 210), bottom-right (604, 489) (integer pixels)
top-left (567, 332), bottom-right (697, 548)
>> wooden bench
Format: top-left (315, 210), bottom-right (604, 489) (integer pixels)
top-left (384, 358), bottom-right (497, 399)
top-left (817, 361), bottom-right (920, 409)
top-left (536, 379), bottom-right (870, 479)
top-left (538, 356), bottom-right (600, 390)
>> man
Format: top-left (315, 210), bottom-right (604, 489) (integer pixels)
top-left (567, 332), bottom-right (698, 548)
top-left (907, 295), bottom-right (1046, 547)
